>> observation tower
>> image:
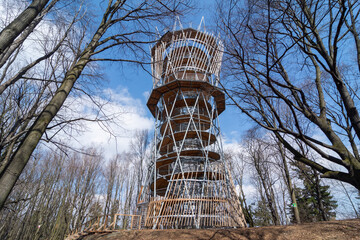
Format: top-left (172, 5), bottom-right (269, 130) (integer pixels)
top-left (137, 20), bottom-right (246, 229)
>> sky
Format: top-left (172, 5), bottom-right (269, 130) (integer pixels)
top-left (71, 0), bottom-right (253, 159)
top-left (74, 1), bottom-right (358, 219)
top-left (0, 0), bottom-right (251, 163)
top-left (3, 0), bottom-right (355, 219)
top-left (55, 1), bottom-right (262, 210)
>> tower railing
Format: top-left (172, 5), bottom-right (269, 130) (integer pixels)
top-left (137, 20), bottom-right (246, 229)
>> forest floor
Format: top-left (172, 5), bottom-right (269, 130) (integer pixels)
top-left (80, 218), bottom-right (360, 240)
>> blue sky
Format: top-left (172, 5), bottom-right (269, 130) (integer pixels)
top-left (0, 0), bottom-right (356, 221)
top-left (52, 0), bottom-right (358, 219)
top-left (55, 0), bottom-right (253, 159)
top-left (98, 1), bottom-right (253, 145)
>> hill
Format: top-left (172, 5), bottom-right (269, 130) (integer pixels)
top-left (78, 219), bottom-right (360, 240)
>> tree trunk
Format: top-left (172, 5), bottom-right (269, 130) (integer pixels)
top-left (278, 142), bottom-right (301, 224)
top-left (0, 0), bottom-right (114, 206)
top-left (340, 181), bottom-right (359, 218)
top-left (0, 55), bottom-right (89, 209)
top-left (0, 0), bottom-right (58, 68)
top-left (313, 170), bottom-right (328, 221)
top-left (0, 0), bottom-right (50, 54)
top-left (240, 185), bottom-right (254, 227)
top-left (255, 163), bottom-right (281, 225)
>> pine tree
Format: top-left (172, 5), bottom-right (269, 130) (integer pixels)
top-left (239, 196), bottom-right (254, 227)
top-left (252, 199), bottom-right (273, 226)
top-left (290, 164), bottom-right (337, 223)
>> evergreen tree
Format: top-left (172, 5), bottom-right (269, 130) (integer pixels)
top-left (290, 164), bottom-right (337, 223)
top-left (239, 196), bottom-right (254, 227)
top-left (252, 199), bottom-right (273, 226)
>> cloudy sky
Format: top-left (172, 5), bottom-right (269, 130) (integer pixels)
top-left (63, 1), bottom-right (252, 160)
top-left (2, 0), bottom-right (355, 219)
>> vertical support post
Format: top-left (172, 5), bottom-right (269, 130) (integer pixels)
top-left (139, 21), bottom-right (246, 230)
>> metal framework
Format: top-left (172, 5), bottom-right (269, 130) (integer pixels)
top-left (137, 19), bottom-right (246, 229)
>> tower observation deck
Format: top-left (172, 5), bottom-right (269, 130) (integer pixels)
top-left (137, 20), bottom-right (246, 229)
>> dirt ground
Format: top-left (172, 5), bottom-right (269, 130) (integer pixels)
top-left (82, 219), bottom-right (360, 240)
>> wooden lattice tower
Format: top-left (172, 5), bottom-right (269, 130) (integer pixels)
top-left (137, 19), bottom-right (247, 229)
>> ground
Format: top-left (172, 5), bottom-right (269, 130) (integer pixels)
top-left (80, 219), bottom-right (360, 240)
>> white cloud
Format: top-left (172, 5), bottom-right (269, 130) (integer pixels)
top-left (242, 184), bottom-right (258, 200)
top-left (142, 91), bottom-right (150, 101)
top-left (53, 87), bottom-right (153, 160)
top-left (0, 2), bottom-right (154, 160)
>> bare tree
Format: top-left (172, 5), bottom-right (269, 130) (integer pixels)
top-left (130, 129), bottom-right (150, 198)
top-left (0, 0), bottom-right (192, 209)
top-left (217, 0), bottom-right (360, 190)
top-left (338, 181), bottom-right (360, 218)
top-left (0, 0), bottom-right (51, 54)
top-left (227, 150), bottom-right (255, 226)
top-left (274, 138), bottom-right (301, 224)
top-left (0, 133), bottom-right (154, 238)
top-left (0, 0), bottom-right (59, 68)
top-left (243, 131), bottom-right (281, 225)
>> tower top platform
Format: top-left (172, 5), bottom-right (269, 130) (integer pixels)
top-left (150, 23), bottom-right (224, 88)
